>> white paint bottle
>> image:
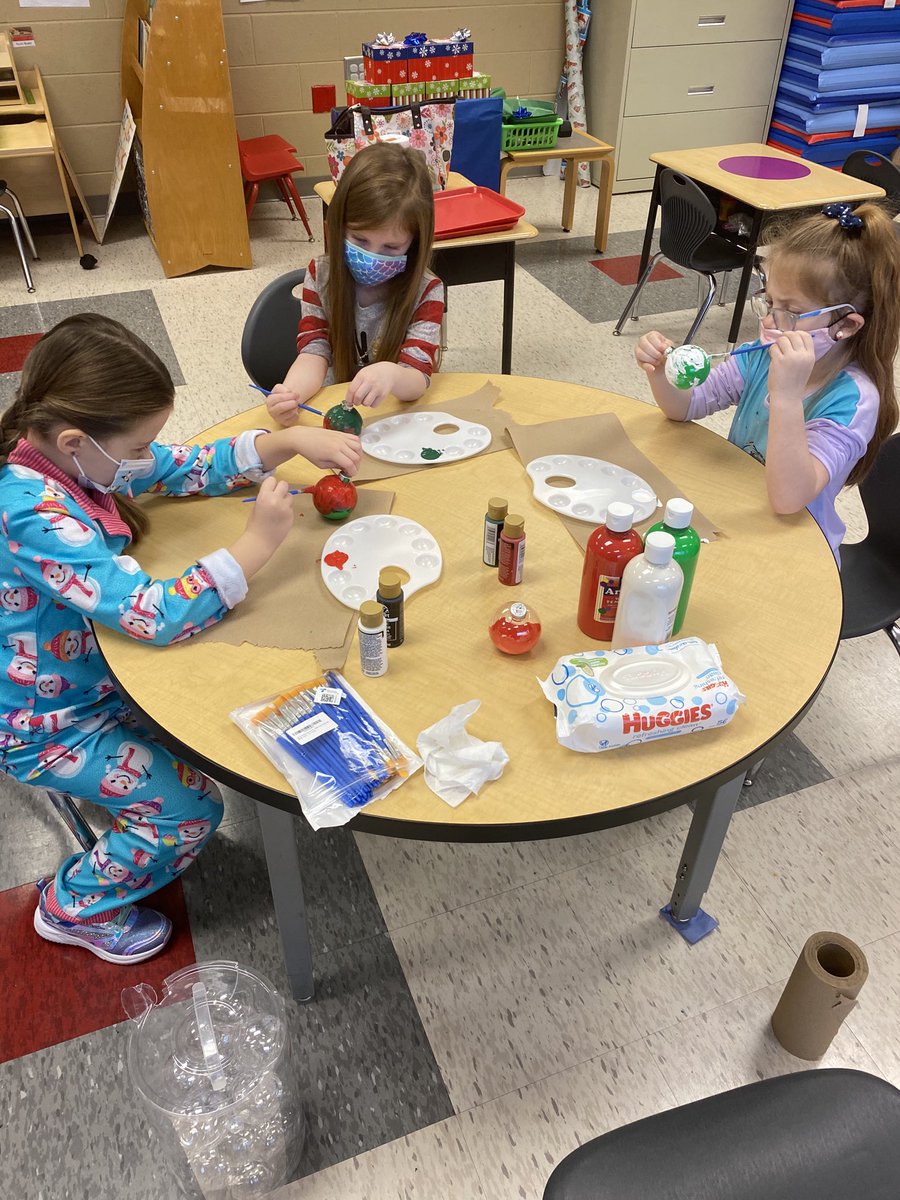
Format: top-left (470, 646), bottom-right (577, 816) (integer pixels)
top-left (611, 531), bottom-right (684, 648)
top-left (358, 601), bottom-right (388, 677)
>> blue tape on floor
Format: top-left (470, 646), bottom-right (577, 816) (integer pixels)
top-left (659, 903), bottom-right (719, 944)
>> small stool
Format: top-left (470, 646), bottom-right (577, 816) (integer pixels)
top-left (239, 135), bottom-right (313, 240)
top-left (0, 179), bottom-right (38, 293)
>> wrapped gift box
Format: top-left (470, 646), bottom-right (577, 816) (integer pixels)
top-left (346, 79), bottom-right (392, 107)
top-left (407, 38), bottom-right (474, 81)
top-left (392, 81), bottom-right (427, 105)
top-left (362, 41), bottom-right (410, 85)
top-left (457, 72), bottom-right (492, 100)
top-left (426, 79), bottom-right (458, 100)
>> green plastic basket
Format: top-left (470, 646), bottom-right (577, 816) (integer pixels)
top-left (501, 116), bottom-right (563, 152)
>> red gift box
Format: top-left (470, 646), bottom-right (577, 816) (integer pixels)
top-left (362, 42), bottom-right (410, 85)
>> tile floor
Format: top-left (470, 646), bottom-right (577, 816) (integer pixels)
top-left (1, 177), bottom-right (899, 1200)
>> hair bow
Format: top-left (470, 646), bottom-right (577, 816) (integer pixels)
top-left (403, 32), bottom-right (428, 45)
top-left (822, 202), bottom-right (864, 232)
top-left (450, 28), bottom-right (472, 41)
top-left (374, 32), bottom-right (395, 46)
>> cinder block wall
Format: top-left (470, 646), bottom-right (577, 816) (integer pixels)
top-left (3, 0), bottom-right (563, 199)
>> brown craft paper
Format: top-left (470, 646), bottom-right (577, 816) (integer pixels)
top-left (200, 488), bottom-right (394, 654)
top-left (506, 413), bottom-right (718, 549)
top-left (351, 381), bottom-right (513, 483)
top-left (771, 931), bottom-right (868, 1060)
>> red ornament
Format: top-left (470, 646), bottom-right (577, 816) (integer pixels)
top-left (303, 473), bottom-right (358, 521)
top-left (489, 601), bottom-right (542, 655)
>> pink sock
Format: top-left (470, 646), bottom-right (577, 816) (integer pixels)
top-left (44, 881), bottom-right (122, 925)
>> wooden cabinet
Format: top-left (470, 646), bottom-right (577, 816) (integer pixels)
top-left (120, 0), bottom-right (250, 277)
top-left (585, 0), bottom-right (793, 192)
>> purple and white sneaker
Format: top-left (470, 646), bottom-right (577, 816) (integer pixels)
top-left (33, 879), bottom-right (172, 963)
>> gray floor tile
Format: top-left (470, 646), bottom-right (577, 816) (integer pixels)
top-left (728, 731), bottom-right (832, 811)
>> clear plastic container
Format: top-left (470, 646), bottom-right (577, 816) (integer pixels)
top-left (122, 961), bottom-right (305, 1199)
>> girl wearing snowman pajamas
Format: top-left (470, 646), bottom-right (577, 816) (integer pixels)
top-left (0, 314), bottom-right (361, 963)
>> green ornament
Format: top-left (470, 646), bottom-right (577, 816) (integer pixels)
top-left (323, 403), bottom-right (363, 435)
top-left (664, 344), bottom-right (712, 389)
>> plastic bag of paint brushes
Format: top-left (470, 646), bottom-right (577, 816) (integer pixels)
top-left (230, 671), bottom-right (422, 829)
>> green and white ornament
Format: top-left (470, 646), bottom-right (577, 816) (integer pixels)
top-left (664, 344), bottom-right (712, 389)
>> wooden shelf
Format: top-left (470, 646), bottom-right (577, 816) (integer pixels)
top-left (120, 0), bottom-right (250, 277)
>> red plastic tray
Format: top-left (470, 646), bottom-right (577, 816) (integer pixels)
top-left (433, 186), bottom-right (526, 240)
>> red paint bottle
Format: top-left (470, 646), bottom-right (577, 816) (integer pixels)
top-left (577, 501), bottom-right (643, 641)
top-left (498, 515), bottom-right (526, 585)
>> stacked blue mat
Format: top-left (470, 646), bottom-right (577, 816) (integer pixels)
top-left (767, 0), bottom-right (900, 168)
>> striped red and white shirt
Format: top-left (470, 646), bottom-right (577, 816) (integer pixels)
top-left (297, 256), bottom-right (444, 385)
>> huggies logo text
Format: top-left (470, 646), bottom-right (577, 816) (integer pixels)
top-left (621, 704), bottom-right (712, 734)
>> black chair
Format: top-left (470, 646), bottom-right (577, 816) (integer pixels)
top-left (842, 150), bottom-right (900, 218)
top-left (613, 168), bottom-right (749, 343)
top-left (240, 267), bottom-right (307, 392)
top-left (840, 431), bottom-right (900, 656)
top-left (543, 1069), bottom-right (900, 1200)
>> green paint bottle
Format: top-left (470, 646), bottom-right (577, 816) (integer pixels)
top-left (647, 498), bottom-right (700, 636)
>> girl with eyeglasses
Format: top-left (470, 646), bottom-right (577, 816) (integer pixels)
top-left (635, 202), bottom-right (900, 561)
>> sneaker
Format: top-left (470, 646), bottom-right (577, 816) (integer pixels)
top-left (34, 879), bottom-right (172, 964)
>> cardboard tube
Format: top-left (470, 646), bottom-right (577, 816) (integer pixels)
top-left (771, 931), bottom-right (868, 1060)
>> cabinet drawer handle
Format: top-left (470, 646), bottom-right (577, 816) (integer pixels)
top-left (698, 15), bottom-right (727, 25)
top-left (687, 85), bottom-right (715, 95)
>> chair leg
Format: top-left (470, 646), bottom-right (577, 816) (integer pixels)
top-left (685, 272), bottom-right (717, 343)
top-left (718, 269), bottom-right (730, 307)
top-left (245, 181), bottom-right (260, 220)
top-left (284, 174), bottom-right (314, 241)
top-left (888, 622), bottom-right (900, 658)
top-left (4, 186), bottom-right (38, 260)
top-left (613, 251), bottom-right (662, 335)
top-left (46, 788), bottom-right (97, 853)
top-left (274, 176), bottom-right (297, 218)
top-left (0, 200), bottom-right (35, 292)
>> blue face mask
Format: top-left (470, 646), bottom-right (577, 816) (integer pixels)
top-left (344, 239), bottom-right (408, 286)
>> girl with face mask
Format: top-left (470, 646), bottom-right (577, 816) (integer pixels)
top-left (0, 314), bottom-right (361, 963)
top-left (634, 201), bottom-right (900, 560)
top-left (266, 141), bottom-right (445, 427)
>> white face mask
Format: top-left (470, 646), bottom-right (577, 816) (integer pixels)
top-left (758, 321), bottom-right (842, 361)
top-left (73, 435), bottom-right (155, 497)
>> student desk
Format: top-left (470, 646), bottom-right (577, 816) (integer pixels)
top-left (498, 130), bottom-right (616, 253)
top-left (95, 373), bottom-right (841, 1001)
top-left (635, 142), bottom-right (886, 349)
top-left (314, 173), bottom-right (538, 374)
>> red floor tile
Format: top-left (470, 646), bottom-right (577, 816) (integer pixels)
top-left (0, 333), bottom-right (43, 374)
top-left (0, 880), bottom-right (196, 1063)
top-left (592, 255), bottom-right (682, 286)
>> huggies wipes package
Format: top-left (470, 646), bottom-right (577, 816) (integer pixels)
top-left (540, 638), bottom-right (745, 753)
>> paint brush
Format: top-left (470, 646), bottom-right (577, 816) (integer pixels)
top-left (248, 382), bottom-right (323, 417)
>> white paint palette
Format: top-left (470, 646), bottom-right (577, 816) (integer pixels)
top-left (361, 411), bottom-right (492, 465)
top-left (320, 515), bottom-right (442, 610)
top-left (525, 455), bottom-right (659, 525)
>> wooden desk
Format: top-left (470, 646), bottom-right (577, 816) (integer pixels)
top-left (315, 173), bottom-right (538, 374)
top-left (498, 130), bottom-right (616, 253)
top-left (636, 142), bottom-right (886, 348)
top-left (96, 373), bottom-right (841, 1000)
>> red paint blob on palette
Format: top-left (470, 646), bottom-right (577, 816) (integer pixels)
top-left (324, 550), bottom-right (349, 569)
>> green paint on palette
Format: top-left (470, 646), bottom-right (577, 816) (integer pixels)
top-left (420, 447), bottom-right (443, 460)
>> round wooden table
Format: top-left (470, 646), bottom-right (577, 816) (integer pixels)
top-left (96, 373), bottom-right (841, 998)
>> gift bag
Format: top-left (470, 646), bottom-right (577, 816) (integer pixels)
top-left (325, 102), bottom-right (455, 190)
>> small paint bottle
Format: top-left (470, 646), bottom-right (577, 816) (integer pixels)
top-left (483, 497), bottom-right (508, 567)
top-left (376, 568), bottom-right (405, 648)
top-left (358, 601), bottom-right (388, 677)
top-left (498, 514), bottom-right (526, 586)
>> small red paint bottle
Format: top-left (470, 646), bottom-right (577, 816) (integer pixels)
top-left (498, 514), bottom-right (526, 585)
top-left (577, 501), bottom-right (643, 641)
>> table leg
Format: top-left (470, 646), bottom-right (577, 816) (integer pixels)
top-left (498, 156), bottom-right (514, 197)
top-left (594, 153), bottom-right (614, 254)
top-left (637, 165), bottom-right (662, 281)
top-left (256, 802), bottom-right (315, 1003)
top-left (562, 158), bottom-right (577, 232)
top-left (727, 209), bottom-right (764, 349)
top-left (501, 242), bottom-right (515, 375)
top-left (667, 772), bottom-right (745, 922)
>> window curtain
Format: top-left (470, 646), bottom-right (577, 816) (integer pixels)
top-left (561, 0), bottom-right (592, 184)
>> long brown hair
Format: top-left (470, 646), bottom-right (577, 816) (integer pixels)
top-left (763, 201), bottom-right (900, 486)
top-left (325, 141), bottom-right (435, 383)
top-left (0, 313), bottom-right (174, 541)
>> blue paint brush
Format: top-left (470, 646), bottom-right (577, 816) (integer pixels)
top-left (248, 382), bottom-right (323, 417)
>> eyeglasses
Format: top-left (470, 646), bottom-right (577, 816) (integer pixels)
top-left (749, 291), bottom-right (856, 333)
